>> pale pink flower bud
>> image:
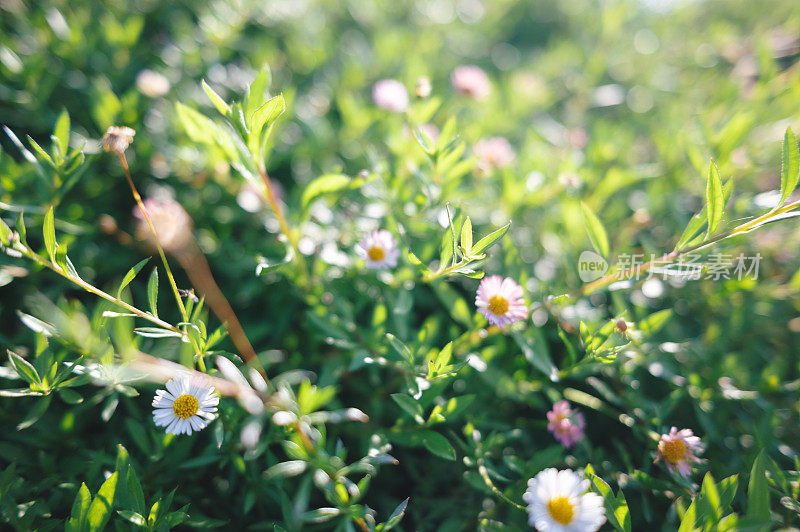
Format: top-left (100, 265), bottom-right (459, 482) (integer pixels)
top-left (450, 65), bottom-right (491, 100)
top-left (372, 79), bottom-right (409, 113)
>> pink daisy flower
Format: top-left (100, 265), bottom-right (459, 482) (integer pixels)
top-left (475, 275), bottom-right (527, 328)
top-left (474, 136), bottom-right (516, 169)
top-left (356, 230), bottom-right (400, 269)
top-left (656, 427), bottom-right (704, 477)
top-left (451, 65), bottom-right (491, 100)
top-left (547, 400), bottom-right (586, 448)
top-left (372, 79), bottom-right (409, 113)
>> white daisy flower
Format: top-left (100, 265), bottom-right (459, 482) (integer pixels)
top-left (356, 230), bottom-right (400, 269)
top-left (475, 275), bottom-right (528, 328)
top-left (152, 377), bottom-right (219, 435)
top-left (523, 468), bottom-right (606, 532)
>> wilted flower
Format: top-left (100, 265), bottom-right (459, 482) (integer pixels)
top-left (135, 69), bottom-right (171, 98)
top-left (134, 195), bottom-right (193, 254)
top-left (474, 136), bottom-right (515, 169)
top-left (356, 230), bottom-right (400, 269)
top-left (523, 468), bottom-right (606, 532)
top-left (475, 275), bottom-right (527, 328)
top-left (450, 65), bottom-right (491, 100)
top-left (372, 79), bottom-right (409, 113)
top-left (102, 126), bottom-right (135, 154)
top-left (657, 427), bottom-right (704, 477)
top-left (152, 377), bottom-right (219, 435)
top-left (547, 400), bottom-right (586, 448)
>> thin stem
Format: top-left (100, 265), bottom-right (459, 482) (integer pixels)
top-left (16, 244), bottom-right (181, 334)
top-left (476, 460), bottom-right (527, 511)
top-left (422, 258), bottom-right (469, 282)
top-left (258, 167), bottom-right (308, 285)
top-left (553, 198), bottom-right (800, 304)
top-left (118, 153), bottom-right (189, 322)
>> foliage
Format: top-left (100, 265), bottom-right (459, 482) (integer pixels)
top-left (1, 0), bottom-right (800, 530)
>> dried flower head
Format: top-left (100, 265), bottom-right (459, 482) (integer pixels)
top-left (102, 126), bottom-right (136, 154)
top-left (656, 427), bottom-right (704, 477)
top-left (451, 65), bottom-right (491, 100)
top-left (372, 79), bottom-right (409, 113)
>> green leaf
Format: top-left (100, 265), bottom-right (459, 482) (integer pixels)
top-left (27, 136), bottom-right (55, 165)
top-left (580, 202), bottom-right (610, 258)
top-left (147, 268), bottom-right (159, 319)
top-left (460, 217), bottom-right (473, 254)
top-left (88, 471), bottom-right (118, 532)
top-left (116, 258), bottom-right (151, 298)
top-left (385, 333), bottom-right (414, 364)
top-left (421, 430), bottom-right (456, 460)
top-left (17, 394), bottom-right (51, 430)
top-left (117, 510), bottom-right (146, 527)
top-left (382, 498), bottom-right (409, 530)
top-left (244, 66), bottom-right (271, 120)
top-left (678, 500), bottom-right (697, 532)
top-left (8, 351), bottom-right (40, 385)
top-left (746, 450), bottom-right (770, 522)
top-left (705, 160), bottom-right (724, 238)
top-left (301, 174), bottom-right (353, 209)
top-left (175, 102), bottom-right (218, 145)
top-left (249, 94), bottom-right (285, 147)
top-left (53, 109), bottom-right (70, 157)
top-left (471, 221), bottom-right (511, 255)
top-left (202, 80), bottom-right (230, 115)
top-left (779, 126), bottom-right (800, 206)
top-left (390, 393), bottom-right (424, 420)
top-left (637, 309), bottom-right (672, 335)
top-left (70, 483), bottom-right (92, 530)
top-left (126, 465), bottom-right (146, 516)
top-left (43, 206), bottom-right (56, 263)
top-left (0, 216), bottom-right (12, 245)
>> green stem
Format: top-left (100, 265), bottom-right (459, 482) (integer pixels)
top-left (554, 198), bottom-right (800, 303)
top-left (118, 153), bottom-right (189, 322)
top-left (17, 244), bottom-right (182, 334)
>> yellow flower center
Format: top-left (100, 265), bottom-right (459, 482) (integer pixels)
top-left (367, 246), bottom-right (385, 261)
top-left (487, 295), bottom-right (509, 316)
top-left (172, 393), bottom-right (199, 419)
top-left (547, 496), bottom-right (575, 525)
top-left (661, 439), bottom-right (687, 463)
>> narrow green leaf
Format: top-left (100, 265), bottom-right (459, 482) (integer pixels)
top-left (746, 450), bottom-right (770, 522)
top-left (17, 395), bottom-right (51, 430)
top-left (471, 221), bottom-right (511, 255)
top-left (460, 217), bottom-right (473, 254)
top-left (0, 216), bottom-right (12, 245)
top-left (301, 174), bottom-right (352, 209)
top-left (8, 351), bottom-right (40, 385)
top-left (249, 94), bottom-right (285, 145)
top-left (27, 136), bottom-right (55, 166)
top-left (147, 268), bottom-right (159, 319)
top-left (116, 258), bottom-right (151, 298)
top-left (779, 126), bottom-right (800, 206)
top-left (88, 471), bottom-right (118, 532)
top-left (202, 80), bottom-right (230, 115)
top-left (53, 109), bottom-right (70, 157)
top-left (70, 483), bottom-right (92, 528)
top-left (580, 202), bottom-right (610, 258)
top-left (126, 465), bottom-right (146, 516)
top-left (43, 206), bottom-right (56, 262)
top-left (705, 161), bottom-right (724, 237)
top-left (383, 498), bottom-right (409, 530)
top-left (390, 393), bottom-right (423, 420)
top-left (244, 66), bottom-right (271, 120)
top-left (421, 431), bottom-right (456, 461)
